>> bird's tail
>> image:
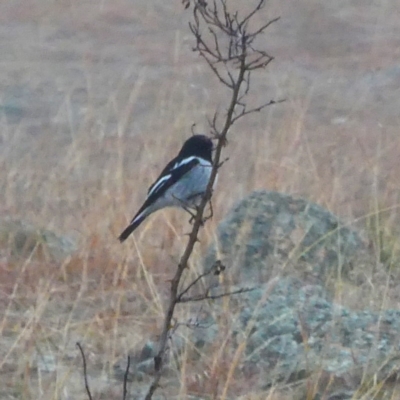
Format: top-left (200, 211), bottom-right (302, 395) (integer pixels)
top-left (118, 215), bottom-right (146, 242)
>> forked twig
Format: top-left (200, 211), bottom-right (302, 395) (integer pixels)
top-left (177, 260), bottom-right (226, 301)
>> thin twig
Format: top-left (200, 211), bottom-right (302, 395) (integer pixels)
top-left (76, 342), bottom-right (93, 400)
top-left (247, 17), bottom-right (281, 40)
top-left (178, 287), bottom-right (256, 303)
top-left (239, 0), bottom-right (266, 29)
top-left (122, 355), bottom-right (131, 400)
top-left (231, 98), bottom-right (286, 124)
top-left (177, 261), bottom-right (223, 301)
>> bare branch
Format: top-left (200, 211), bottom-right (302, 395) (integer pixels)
top-left (122, 355), bottom-right (131, 400)
top-left (207, 111), bottom-right (219, 135)
top-left (247, 56), bottom-right (269, 68)
top-left (247, 16), bottom-right (280, 40)
top-left (239, 0), bottom-right (266, 29)
top-left (177, 260), bottom-right (226, 301)
top-left (144, 1), bottom-right (280, 398)
top-left (231, 98), bottom-right (286, 124)
top-left (189, 24), bottom-right (220, 61)
top-left (77, 342), bottom-right (93, 400)
top-left (201, 53), bottom-right (235, 88)
top-left (209, 27), bottom-right (222, 58)
top-left (179, 287), bottom-right (256, 303)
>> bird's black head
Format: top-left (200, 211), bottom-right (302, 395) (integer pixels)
top-left (179, 135), bottom-right (213, 162)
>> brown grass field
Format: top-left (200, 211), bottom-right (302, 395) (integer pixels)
top-left (1, 0), bottom-right (400, 398)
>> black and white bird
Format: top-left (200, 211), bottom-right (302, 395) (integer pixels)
top-left (118, 135), bottom-right (213, 242)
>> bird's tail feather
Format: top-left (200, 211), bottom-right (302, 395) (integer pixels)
top-left (118, 215), bottom-right (146, 242)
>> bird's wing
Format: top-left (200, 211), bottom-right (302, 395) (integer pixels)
top-left (147, 156), bottom-right (200, 199)
top-left (147, 157), bottom-right (178, 196)
top-left (128, 157), bottom-right (200, 225)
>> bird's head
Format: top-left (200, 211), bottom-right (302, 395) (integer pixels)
top-left (179, 135), bottom-right (213, 162)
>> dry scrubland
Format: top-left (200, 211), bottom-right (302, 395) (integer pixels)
top-left (1, 0), bottom-right (400, 398)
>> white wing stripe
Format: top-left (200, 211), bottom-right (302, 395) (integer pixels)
top-left (131, 209), bottom-right (146, 225)
top-left (147, 156), bottom-right (211, 198)
top-left (147, 174), bottom-right (171, 197)
top-left (172, 156), bottom-right (198, 170)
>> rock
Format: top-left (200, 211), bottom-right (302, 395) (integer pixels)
top-left (115, 192), bottom-right (400, 398)
top-left (187, 277), bottom-right (400, 397)
top-left (114, 337), bottom-right (185, 383)
top-left (117, 276), bottom-right (400, 397)
top-left (233, 278), bottom-right (400, 378)
top-left (204, 190), bottom-right (373, 289)
top-left (0, 218), bottom-right (77, 262)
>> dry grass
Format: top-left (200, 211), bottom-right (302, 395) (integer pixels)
top-left (1, 0), bottom-right (400, 398)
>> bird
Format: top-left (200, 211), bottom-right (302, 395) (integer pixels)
top-left (118, 135), bottom-right (214, 242)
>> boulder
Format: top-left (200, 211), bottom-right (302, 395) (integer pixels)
top-left (116, 192), bottom-right (399, 398)
top-left (0, 217), bottom-right (77, 262)
top-left (204, 190), bottom-right (373, 288)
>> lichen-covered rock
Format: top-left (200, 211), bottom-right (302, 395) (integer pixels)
top-left (116, 276), bottom-right (400, 397)
top-left (205, 190), bottom-right (373, 288)
top-left (0, 217), bottom-right (77, 262)
top-left (217, 278), bottom-right (400, 385)
top-left (115, 191), bottom-right (399, 398)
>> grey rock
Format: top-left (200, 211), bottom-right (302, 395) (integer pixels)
top-left (117, 276), bottom-right (400, 395)
top-left (185, 277), bottom-right (400, 394)
top-left (0, 217), bottom-right (77, 262)
top-left (116, 192), bottom-right (400, 397)
top-left (114, 337), bottom-right (186, 383)
top-left (205, 190), bottom-right (373, 288)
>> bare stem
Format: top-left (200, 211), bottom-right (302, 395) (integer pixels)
top-left (122, 355), bottom-right (131, 400)
top-left (143, 1), bottom-right (280, 398)
top-left (77, 342), bottom-right (93, 400)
